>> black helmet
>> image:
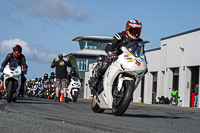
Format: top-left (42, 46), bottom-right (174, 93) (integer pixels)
top-left (125, 19), bottom-right (142, 40)
top-left (51, 72), bottom-right (55, 75)
top-left (39, 77), bottom-right (42, 81)
top-left (96, 55), bottom-right (105, 63)
top-left (13, 44), bottom-right (22, 58)
top-left (44, 73), bottom-right (48, 80)
top-left (70, 67), bottom-right (76, 72)
top-left (35, 78), bottom-right (38, 82)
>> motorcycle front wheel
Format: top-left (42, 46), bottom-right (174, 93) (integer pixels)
top-left (7, 80), bottom-right (14, 103)
top-left (91, 95), bottom-right (105, 113)
top-left (112, 80), bottom-right (134, 116)
top-left (72, 91), bottom-right (78, 102)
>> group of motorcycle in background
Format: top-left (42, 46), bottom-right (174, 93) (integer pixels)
top-left (0, 67), bottom-right (82, 103)
top-left (25, 72), bottom-right (81, 102)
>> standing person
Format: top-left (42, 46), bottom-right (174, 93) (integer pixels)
top-left (170, 89), bottom-right (178, 105)
top-left (51, 54), bottom-right (72, 102)
top-left (0, 44), bottom-right (28, 97)
top-left (194, 82), bottom-right (199, 107)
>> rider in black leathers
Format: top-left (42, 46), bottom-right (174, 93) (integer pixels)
top-left (0, 44), bottom-right (28, 97)
top-left (49, 72), bottom-right (55, 84)
top-left (89, 19), bottom-right (144, 90)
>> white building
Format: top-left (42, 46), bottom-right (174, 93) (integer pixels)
top-left (84, 28), bottom-right (200, 108)
top-left (136, 28), bottom-right (200, 108)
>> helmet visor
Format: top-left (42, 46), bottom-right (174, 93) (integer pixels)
top-left (129, 27), bottom-right (141, 37)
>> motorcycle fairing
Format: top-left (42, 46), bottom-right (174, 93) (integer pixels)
top-left (95, 46), bottom-right (147, 109)
top-left (3, 63), bottom-right (22, 99)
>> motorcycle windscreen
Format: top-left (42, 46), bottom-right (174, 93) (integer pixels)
top-left (126, 41), bottom-right (144, 57)
top-left (9, 62), bottom-right (18, 71)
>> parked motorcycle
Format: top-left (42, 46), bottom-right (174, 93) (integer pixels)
top-left (170, 96), bottom-right (179, 105)
top-left (2, 62), bottom-right (24, 102)
top-left (158, 96), bottom-right (169, 104)
top-left (67, 76), bottom-right (81, 102)
top-left (90, 41), bottom-right (149, 116)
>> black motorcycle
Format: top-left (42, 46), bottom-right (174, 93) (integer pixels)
top-left (158, 96), bottom-right (169, 104)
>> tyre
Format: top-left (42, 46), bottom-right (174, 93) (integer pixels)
top-left (72, 91), bottom-right (78, 102)
top-left (91, 95), bottom-right (105, 113)
top-left (112, 80), bottom-right (134, 116)
top-left (7, 80), bottom-right (14, 103)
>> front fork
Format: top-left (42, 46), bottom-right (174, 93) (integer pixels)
top-left (113, 73), bottom-right (135, 105)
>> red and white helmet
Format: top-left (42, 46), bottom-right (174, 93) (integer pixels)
top-left (125, 19), bottom-right (142, 40)
top-left (13, 44), bottom-right (22, 58)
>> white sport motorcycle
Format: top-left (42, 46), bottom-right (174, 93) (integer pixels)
top-left (91, 41), bottom-right (149, 116)
top-left (67, 76), bottom-right (81, 102)
top-left (2, 62), bottom-right (23, 102)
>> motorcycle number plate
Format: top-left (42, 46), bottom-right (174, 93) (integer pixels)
top-left (127, 58), bottom-right (133, 62)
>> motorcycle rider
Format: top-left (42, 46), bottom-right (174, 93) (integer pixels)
top-left (170, 89), bottom-right (178, 105)
top-left (67, 67), bottom-right (79, 84)
top-left (49, 72), bottom-right (56, 84)
top-left (0, 44), bottom-right (28, 97)
top-left (43, 73), bottom-right (49, 84)
top-left (49, 72), bottom-right (56, 97)
top-left (89, 19), bottom-right (144, 90)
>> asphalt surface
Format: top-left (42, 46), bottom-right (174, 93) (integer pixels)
top-left (0, 95), bottom-right (200, 133)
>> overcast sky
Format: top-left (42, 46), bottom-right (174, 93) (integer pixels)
top-left (1, 0), bottom-right (200, 79)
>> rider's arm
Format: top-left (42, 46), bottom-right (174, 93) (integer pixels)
top-left (21, 54), bottom-right (28, 69)
top-left (1, 53), bottom-right (12, 69)
top-left (105, 33), bottom-right (122, 53)
top-left (66, 60), bottom-right (72, 67)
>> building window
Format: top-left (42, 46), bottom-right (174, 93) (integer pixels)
top-left (101, 42), bottom-right (108, 49)
top-left (76, 59), bottom-right (88, 71)
top-left (79, 40), bottom-right (110, 50)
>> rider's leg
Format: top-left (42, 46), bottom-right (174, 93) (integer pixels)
top-left (89, 59), bottom-right (111, 90)
top-left (55, 79), bottom-right (61, 101)
top-left (62, 79), bottom-right (68, 103)
top-left (19, 74), bottom-right (26, 98)
top-left (89, 69), bottom-right (101, 90)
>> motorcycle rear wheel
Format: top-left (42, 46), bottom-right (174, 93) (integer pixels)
top-left (7, 80), bottom-right (13, 103)
top-left (91, 95), bottom-right (105, 113)
top-left (112, 80), bottom-right (134, 116)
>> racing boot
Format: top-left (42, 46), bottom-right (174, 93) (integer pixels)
top-left (19, 84), bottom-right (24, 98)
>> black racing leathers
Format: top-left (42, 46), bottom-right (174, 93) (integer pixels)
top-left (1, 53), bottom-right (28, 70)
top-left (1, 53), bottom-right (28, 96)
top-left (105, 31), bottom-right (143, 55)
top-left (90, 31), bottom-right (143, 90)
top-left (51, 59), bottom-right (72, 79)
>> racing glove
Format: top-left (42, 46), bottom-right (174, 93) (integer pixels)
top-left (107, 52), bottom-right (117, 61)
top-left (22, 69), bottom-right (28, 74)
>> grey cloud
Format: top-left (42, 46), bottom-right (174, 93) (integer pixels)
top-left (0, 38), bottom-right (57, 64)
top-left (12, 0), bottom-right (91, 22)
